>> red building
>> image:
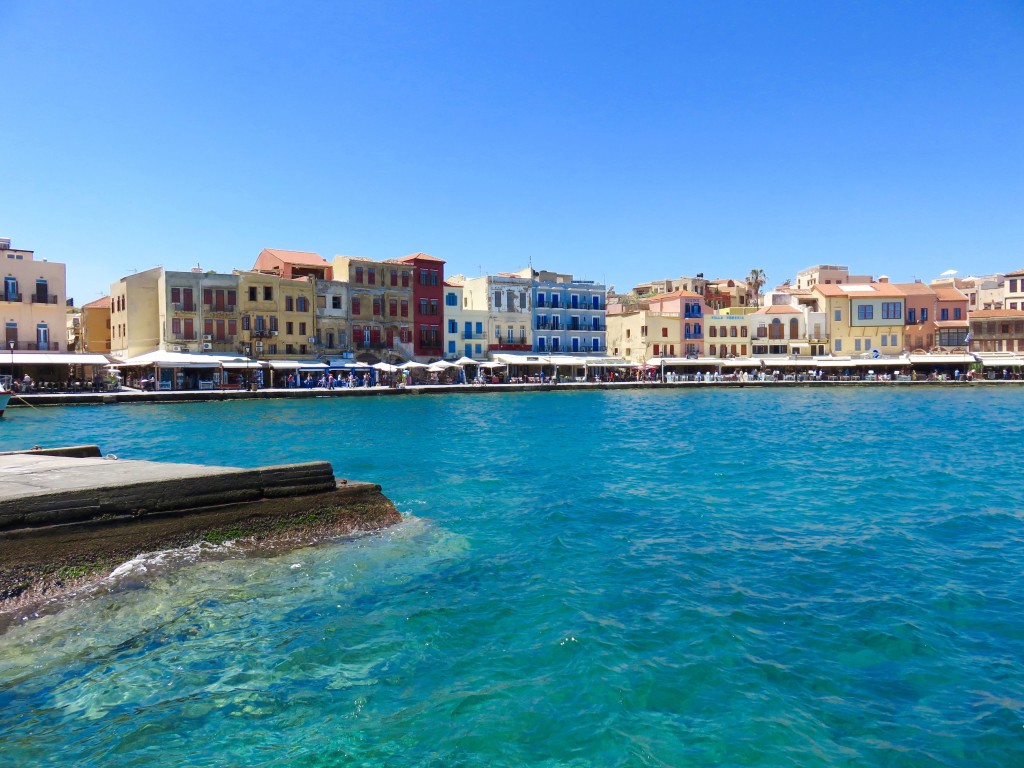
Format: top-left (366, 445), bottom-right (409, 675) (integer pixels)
top-left (395, 252), bottom-right (446, 360)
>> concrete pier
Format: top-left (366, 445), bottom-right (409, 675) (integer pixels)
top-left (0, 447), bottom-right (401, 612)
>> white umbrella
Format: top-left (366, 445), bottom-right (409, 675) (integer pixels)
top-left (453, 356), bottom-right (478, 365)
top-left (372, 362), bottom-right (399, 372)
top-left (940, 269), bottom-right (958, 277)
top-left (431, 360), bottom-right (458, 368)
top-left (399, 361), bottom-right (428, 369)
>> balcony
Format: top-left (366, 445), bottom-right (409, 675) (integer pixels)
top-left (31, 295), bottom-right (59, 305)
top-left (535, 320), bottom-right (550, 330)
top-left (1, 294), bottom-right (22, 303)
top-left (204, 303), bottom-right (237, 313)
top-left (172, 302), bottom-right (197, 312)
top-left (461, 333), bottom-right (476, 340)
top-left (491, 342), bottom-right (531, 351)
top-left (251, 329), bottom-right (275, 338)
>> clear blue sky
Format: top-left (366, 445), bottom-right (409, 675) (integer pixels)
top-left (2, 0), bottom-right (1022, 304)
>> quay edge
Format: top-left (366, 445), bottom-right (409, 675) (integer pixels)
top-left (0, 447), bottom-right (401, 616)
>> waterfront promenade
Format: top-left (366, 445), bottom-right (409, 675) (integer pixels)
top-left (3, 375), bottom-right (1021, 409)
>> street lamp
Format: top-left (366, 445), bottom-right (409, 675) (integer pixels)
top-left (8, 340), bottom-right (13, 385)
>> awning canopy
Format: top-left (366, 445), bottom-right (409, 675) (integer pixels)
top-left (267, 360), bottom-right (329, 370)
top-left (8, 353), bottom-right (112, 366)
top-left (117, 351), bottom-right (245, 368)
top-left (453, 356), bottom-right (480, 365)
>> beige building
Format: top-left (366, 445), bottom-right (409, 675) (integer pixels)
top-left (110, 267), bottom-right (162, 358)
top-left (795, 264), bottom-right (872, 291)
top-left (0, 238), bottom-right (68, 352)
top-left (607, 309), bottom-right (679, 362)
top-left (811, 282), bottom-right (906, 355)
top-left (80, 296), bottom-right (112, 353)
top-left (331, 256), bottom-right (415, 361)
top-left (1004, 268), bottom-right (1024, 311)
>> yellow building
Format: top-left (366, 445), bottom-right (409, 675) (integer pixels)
top-left (0, 238), bottom-right (68, 351)
top-left (811, 282), bottom-right (906, 355)
top-left (80, 296), bottom-right (112, 353)
top-left (607, 309), bottom-right (680, 362)
top-left (705, 310), bottom-right (753, 358)
top-left (235, 271), bottom-right (316, 359)
top-left (111, 267), bottom-right (162, 358)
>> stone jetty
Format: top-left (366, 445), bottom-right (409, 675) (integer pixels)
top-left (0, 446), bottom-right (401, 613)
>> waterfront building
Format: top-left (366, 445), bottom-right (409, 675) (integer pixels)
top-left (607, 306), bottom-right (689, 362)
top-left (0, 238), bottom-right (68, 352)
top-left (462, 274), bottom-right (532, 354)
top-left (894, 282), bottom-right (969, 351)
top-left (234, 270), bottom-right (315, 359)
top-left (795, 264), bottom-right (872, 290)
top-left (443, 278), bottom-right (489, 360)
top-left (66, 305), bottom-right (82, 352)
top-left (645, 290), bottom-right (708, 356)
top-left (968, 309), bottom-right (1024, 354)
top-left (704, 278), bottom-right (750, 310)
top-left (1003, 269), bottom-right (1024, 311)
top-left (80, 295), bottom-right (112, 353)
top-left (514, 268), bottom-right (606, 355)
top-left (331, 256), bottom-right (414, 362)
top-left (395, 253), bottom-right (446, 361)
top-left (313, 278), bottom-right (349, 355)
top-left (748, 305), bottom-right (807, 357)
top-left (705, 309), bottom-right (753, 358)
top-left (811, 281), bottom-right (906, 355)
top-left (110, 267), bottom-right (162, 359)
top-left (631, 274), bottom-right (708, 299)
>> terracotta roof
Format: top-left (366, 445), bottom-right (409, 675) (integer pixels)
top-left (395, 252), bottom-right (446, 264)
top-left (756, 305), bottom-right (801, 314)
top-left (1003, 267), bottom-right (1024, 277)
top-left (261, 248), bottom-right (329, 267)
top-left (647, 289), bottom-right (703, 301)
top-left (933, 286), bottom-right (967, 301)
top-left (970, 309), bottom-right (1024, 318)
top-left (933, 320), bottom-right (969, 328)
top-left (892, 282), bottom-right (936, 296)
top-left (82, 295), bottom-right (111, 309)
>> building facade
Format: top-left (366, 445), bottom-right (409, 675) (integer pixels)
top-left (396, 253), bottom-right (446, 360)
top-left (462, 274), bottom-right (533, 355)
top-left (332, 256), bottom-right (414, 361)
top-left (969, 310), bottom-right (1024, 354)
top-left (443, 279), bottom-right (489, 360)
top-left (0, 238), bottom-right (68, 352)
top-left (811, 282), bottom-right (906, 355)
top-left (646, 290), bottom-right (708, 356)
top-left (521, 269), bottom-right (606, 355)
top-left (80, 295), bottom-right (112, 353)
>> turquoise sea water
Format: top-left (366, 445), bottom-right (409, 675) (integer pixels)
top-left (1, 388), bottom-right (1023, 766)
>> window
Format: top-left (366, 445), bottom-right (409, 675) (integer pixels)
top-left (653, 344), bottom-right (660, 355)
top-left (420, 299), bottom-right (428, 315)
top-left (297, 296), bottom-right (308, 312)
top-left (494, 291), bottom-right (502, 307)
top-left (857, 305), bottom-right (874, 320)
top-left (449, 319), bottom-right (457, 333)
top-left (446, 292), bottom-right (457, 306)
top-left (661, 327), bottom-right (668, 337)
top-left (890, 334), bottom-right (897, 346)
top-left (368, 269), bottom-right (375, 285)
top-left (401, 272), bottom-right (410, 288)
top-left (880, 336), bottom-right (887, 347)
top-left (286, 321), bottom-right (294, 335)
top-left (285, 296), bottom-right (294, 311)
top-left (171, 318), bottom-right (181, 335)
top-left (249, 286), bottom-right (257, 301)
top-left (520, 291), bottom-right (527, 308)
top-left (269, 316), bottom-right (278, 332)
top-left (429, 299), bottom-right (438, 315)
top-left (709, 326), bottom-right (717, 337)
top-left (391, 270), bottom-right (399, 287)
top-left (352, 297), bottom-right (361, 314)
top-left (835, 339), bottom-right (842, 351)
top-left (355, 267), bottom-right (364, 284)
top-left (390, 299), bottom-right (398, 316)
top-left (373, 298), bottom-right (382, 316)
top-left (921, 308), bottom-right (928, 321)
top-left (834, 309), bottom-right (841, 322)
top-left (475, 322), bottom-right (483, 334)
top-left (953, 308), bottom-right (961, 320)
top-left (263, 286), bottom-right (273, 301)
top-left (907, 308), bottom-right (916, 324)
top-left (171, 287), bottom-right (181, 304)
top-left (401, 300), bottom-right (409, 317)
top-left (940, 308), bottom-right (948, 321)
top-left (332, 296), bottom-right (342, 310)
top-left (299, 322), bottom-right (306, 335)
top-left (740, 326), bottom-right (747, 337)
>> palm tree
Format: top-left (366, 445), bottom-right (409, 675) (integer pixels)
top-left (747, 269), bottom-right (767, 307)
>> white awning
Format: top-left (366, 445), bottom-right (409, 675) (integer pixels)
top-left (8, 353), bottom-right (112, 366)
top-left (267, 360), bottom-right (329, 370)
top-left (453, 356), bottom-right (480, 365)
top-left (908, 353), bottom-right (977, 365)
top-left (117, 351), bottom-right (231, 368)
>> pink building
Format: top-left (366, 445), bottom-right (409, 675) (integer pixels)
top-left (646, 290), bottom-right (712, 356)
top-left (253, 248), bottom-right (333, 281)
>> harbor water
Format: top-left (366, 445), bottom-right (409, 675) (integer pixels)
top-left (1, 388), bottom-right (1023, 766)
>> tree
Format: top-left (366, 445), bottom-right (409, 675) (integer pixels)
top-left (747, 269), bottom-right (767, 307)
